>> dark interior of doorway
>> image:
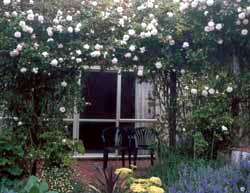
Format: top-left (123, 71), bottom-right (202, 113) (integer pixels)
top-left (80, 72), bottom-right (135, 152)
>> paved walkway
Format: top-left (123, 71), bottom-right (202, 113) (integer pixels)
top-left (73, 159), bottom-right (152, 184)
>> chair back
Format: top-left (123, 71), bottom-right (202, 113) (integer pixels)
top-left (102, 127), bottom-right (129, 148)
top-left (133, 127), bottom-right (157, 147)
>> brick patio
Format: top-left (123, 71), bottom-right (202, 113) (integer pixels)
top-left (73, 159), bottom-right (152, 184)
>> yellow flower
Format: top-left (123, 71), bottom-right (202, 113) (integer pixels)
top-left (130, 183), bottom-right (147, 193)
top-left (147, 186), bottom-right (165, 193)
top-left (148, 177), bottom-right (162, 186)
top-left (115, 168), bottom-right (133, 178)
top-left (133, 178), bottom-right (149, 184)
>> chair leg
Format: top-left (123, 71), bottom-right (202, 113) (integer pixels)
top-left (150, 150), bottom-right (154, 166)
top-left (128, 149), bottom-right (131, 168)
top-left (133, 149), bottom-right (137, 166)
top-left (103, 150), bottom-right (108, 169)
top-left (122, 150), bottom-right (125, 167)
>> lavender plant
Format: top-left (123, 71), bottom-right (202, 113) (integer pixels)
top-left (168, 158), bottom-right (250, 193)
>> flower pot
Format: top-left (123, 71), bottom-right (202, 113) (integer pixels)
top-left (231, 147), bottom-right (250, 165)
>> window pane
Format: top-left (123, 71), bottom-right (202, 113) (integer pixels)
top-left (121, 72), bottom-right (135, 119)
top-left (79, 122), bottom-right (115, 152)
top-left (80, 72), bottom-right (117, 119)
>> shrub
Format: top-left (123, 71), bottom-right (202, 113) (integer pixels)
top-left (0, 176), bottom-right (57, 193)
top-left (40, 166), bottom-right (86, 193)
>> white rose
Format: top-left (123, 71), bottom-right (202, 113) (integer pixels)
top-left (38, 15), bottom-right (44, 23)
top-left (67, 27), bottom-right (73, 33)
top-left (16, 44), bottom-right (23, 51)
top-left (76, 50), bottom-right (82, 55)
top-left (58, 44), bottom-right (63, 49)
top-left (56, 25), bottom-right (63, 32)
top-left (169, 40), bottom-right (175, 46)
top-left (75, 27), bottom-right (80, 33)
top-left (61, 81), bottom-right (67, 87)
top-left (47, 29), bottom-right (53, 37)
top-left (11, 11), bottom-right (17, 17)
top-left (240, 187), bottom-right (246, 192)
top-left (241, 29), bottom-right (248, 36)
top-left (151, 28), bottom-right (158, 36)
top-left (202, 90), bottom-right (208, 97)
top-left (17, 121), bottom-right (23, 126)
top-left (129, 45), bottom-right (136, 52)
top-left (124, 52), bottom-right (132, 58)
top-left (91, 1), bottom-right (97, 6)
top-left (66, 15), bottom-right (72, 21)
top-left (226, 86), bottom-right (233, 93)
top-left (90, 50), bottom-right (101, 57)
top-left (112, 58), bottom-right (118, 64)
top-left (10, 49), bottom-right (19, 57)
top-left (243, 19), bottom-right (249, 25)
top-left (191, 88), bottom-right (198, 95)
top-left (20, 67), bottom-right (27, 73)
top-left (208, 88), bottom-right (215, 95)
top-left (217, 39), bottom-right (223, 44)
top-left (206, 0), bottom-right (214, 6)
top-left (132, 56), bottom-right (138, 61)
top-left (50, 59), bottom-right (58, 66)
top-left (117, 6), bottom-right (123, 13)
top-left (53, 18), bottom-right (59, 24)
top-left (95, 44), bottom-right (103, 50)
top-left (27, 27), bottom-right (34, 34)
top-left (32, 67), bottom-right (38, 74)
top-left (14, 31), bottom-right (21, 38)
top-left (191, 1), bottom-right (198, 8)
top-left (123, 34), bottom-right (130, 41)
top-left (167, 12), bottom-right (174, 17)
top-left (27, 13), bottom-right (34, 21)
top-left (141, 23), bottom-right (147, 28)
top-left (76, 58), bottom-right (82, 63)
top-left (238, 12), bottom-right (246, 20)
top-left (221, 125), bottom-right (228, 131)
top-left (215, 23), bottom-right (223, 30)
top-left (42, 52), bottom-right (49, 57)
top-left (59, 107), bottom-right (66, 113)
top-left (208, 21), bottom-right (215, 27)
top-left (155, 61), bottom-right (162, 69)
top-left (137, 66), bottom-right (144, 77)
top-left (83, 44), bottom-right (90, 50)
top-left (128, 29), bottom-right (136, 36)
top-left (140, 47), bottom-right (146, 53)
top-left (182, 42), bottom-right (189, 48)
top-left (3, 0), bottom-right (11, 5)
top-left (19, 21), bottom-right (26, 27)
top-left (145, 31), bottom-right (152, 38)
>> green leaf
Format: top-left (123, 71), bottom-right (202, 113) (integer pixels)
top-left (39, 181), bottom-right (48, 193)
top-left (24, 176), bottom-right (38, 192)
top-left (29, 185), bottom-right (40, 193)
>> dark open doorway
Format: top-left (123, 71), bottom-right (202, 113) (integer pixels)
top-left (80, 71), bottom-right (135, 151)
